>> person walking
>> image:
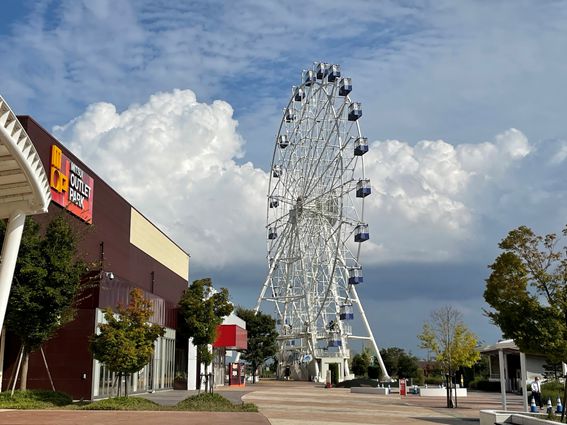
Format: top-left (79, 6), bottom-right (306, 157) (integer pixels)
top-left (531, 376), bottom-right (543, 409)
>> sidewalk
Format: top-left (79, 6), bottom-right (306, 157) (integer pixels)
top-left (0, 410), bottom-right (270, 425)
top-left (135, 387), bottom-right (252, 406)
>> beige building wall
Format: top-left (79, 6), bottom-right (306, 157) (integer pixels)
top-left (129, 208), bottom-right (189, 280)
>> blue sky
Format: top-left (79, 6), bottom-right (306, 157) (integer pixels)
top-left (2, 0), bottom-right (567, 357)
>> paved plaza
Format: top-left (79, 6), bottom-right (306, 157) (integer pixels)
top-left (242, 380), bottom-right (523, 425)
top-left (0, 380), bottom-right (523, 425)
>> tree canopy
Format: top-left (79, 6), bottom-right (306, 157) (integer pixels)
top-left (4, 215), bottom-right (86, 350)
top-left (380, 347), bottom-right (419, 379)
top-left (484, 225), bottom-right (567, 362)
top-left (351, 348), bottom-right (371, 377)
top-left (90, 288), bottom-right (164, 396)
top-left (178, 278), bottom-right (233, 367)
top-left (418, 305), bottom-right (480, 374)
top-left (235, 307), bottom-right (277, 382)
top-left (2, 214), bottom-right (87, 389)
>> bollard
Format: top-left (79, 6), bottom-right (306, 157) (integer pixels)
top-left (531, 397), bottom-right (537, 413)
top-left (547, 398), bottom-right (553, 414)
top-left (556, 396), bottom-right (563, 414)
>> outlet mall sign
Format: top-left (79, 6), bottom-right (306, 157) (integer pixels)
top-left (49, 145), bottom-right (94, 223)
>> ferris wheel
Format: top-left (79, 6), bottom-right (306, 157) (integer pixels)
top-left (255, 62), bottom-right (390, 382)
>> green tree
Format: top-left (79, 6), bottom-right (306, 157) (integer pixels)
top-left (235, 307), bottom-right (277, 383)
top-left (380, 347), bottom-right (402, 378)
top-left (418, 305), bottom-right (480, 407)
top-left (2, 214), bottom-right (87, 390)
top-left (178, 278), bottom-right (233, 391)
top-left (90, 288), bottom-right (164, 397)
top-left (380, 347), bottom-right (419, 379)
top-left (484, 225), bottom-right (567, 419)
top-left (351, 348), bottom-right (371, 377)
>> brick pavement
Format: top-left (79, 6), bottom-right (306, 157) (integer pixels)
top-left (0, 410), bottom-right (270, 425)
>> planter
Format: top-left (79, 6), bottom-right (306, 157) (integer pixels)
top-left (480, 410), bottom-right (559, 425)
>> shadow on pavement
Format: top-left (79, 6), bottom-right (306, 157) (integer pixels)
top-left (414, 418), bottom-right (480, 425)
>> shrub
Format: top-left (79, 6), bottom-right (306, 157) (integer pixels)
top-left (367, 365), bottom-right (380, 379)
top-left (0, 390), bottom-right (72, 409)
top-left (176, 393), bottom-right (257, 412)
top-left (424, 376), bottom-right (444, 386)
top-left (541, 380), bottom-right (564, 404)
top-left (468, 379), bottom-right (501, 392)
top-left (80, 397), bottom-right (160, 410)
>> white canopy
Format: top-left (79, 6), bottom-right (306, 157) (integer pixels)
top-left (0, 96), bottom-right (51, 218)
top-left (0, 95), bottom-right (51, 336)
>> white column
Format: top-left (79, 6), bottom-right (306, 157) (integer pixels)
top-left (499, 349), bottom-right (507, 410)
top-left (0, 327), bottom-right (5, 392)
top-left (0, 211), bottom-right (25, 333)
top-left (187, 338), bottom-right (198, 390)
top-left (520, 352), bottom-right (528, 412)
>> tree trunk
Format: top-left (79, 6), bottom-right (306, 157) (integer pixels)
top-left (117, 373), bottom-right (122, 397)
top-left (125, 373), bottom-right (128, 397)
top-left (19, 351), bottom-right (29, 391)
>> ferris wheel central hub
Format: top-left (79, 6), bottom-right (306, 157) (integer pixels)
top-left (256, 62), bottom-right (390, 383)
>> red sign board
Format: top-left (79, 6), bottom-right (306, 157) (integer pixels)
top-left (49, 145), bottom-right (94, 223)
top-left (213, 324), bottom-right (248, 349)
top-left (400, 379), bottom-right (407, 396)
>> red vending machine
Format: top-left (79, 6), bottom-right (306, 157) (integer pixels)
top-left (228, 362), bottom-right (246, 387)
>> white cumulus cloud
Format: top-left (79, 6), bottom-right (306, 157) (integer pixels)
top-left (53, 90), bottom-right (567, 273)
top-left (362, 128), bottom-right (566, 263)
top-left (53, 89), bottom-right (267, 269)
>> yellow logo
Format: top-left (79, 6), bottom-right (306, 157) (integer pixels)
top-left (50, 145), bottom-right (69, 193)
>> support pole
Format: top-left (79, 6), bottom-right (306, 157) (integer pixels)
top-left (499, 349), bottom-right (507, 410)
top-left (40, 346), bottom-right (56, 391)
top-left (11, 346), bottom-right (24, 396)
top-left (520, 352), bottom-right (528, 412)
top-left (0, 211), bottom-right (26, 332)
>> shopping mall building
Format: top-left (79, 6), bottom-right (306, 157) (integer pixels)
top-left (0, 114), bottom-right (196, 400)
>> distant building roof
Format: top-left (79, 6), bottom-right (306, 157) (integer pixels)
top-left (479, 339), bottom-right (518, 353)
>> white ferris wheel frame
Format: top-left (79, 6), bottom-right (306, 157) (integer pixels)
top-left (255, 63), bottom-right (389, 381)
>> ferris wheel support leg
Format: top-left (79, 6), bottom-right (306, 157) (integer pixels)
top-left (350, 286), bottom-right (391, 381)
top-left (254, 260), bottom-right (280, 313)
top-left (254, 233), bottom-right (287, 313)
top-left (254, 274), bottom-right (271, 314)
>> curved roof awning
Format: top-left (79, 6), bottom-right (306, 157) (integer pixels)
top-left (0, 96), bottom-right (51, 217)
